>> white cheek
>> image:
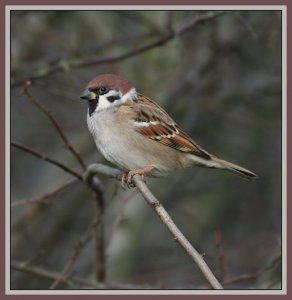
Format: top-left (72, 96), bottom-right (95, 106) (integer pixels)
top-left (94, 91), bottom-right (122, 113)
top-left (93, 88), bottom-right (138, 114)
top-left (96, 95), bottom-right (112, 111)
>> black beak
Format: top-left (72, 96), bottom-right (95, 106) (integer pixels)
top-left (80, 89), bottom-right (96, 100)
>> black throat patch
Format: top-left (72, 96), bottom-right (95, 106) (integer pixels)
top-left (88, 99), bottom-right (98, 117)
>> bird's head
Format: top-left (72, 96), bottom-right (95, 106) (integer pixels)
top-left (80, 74), bottom-right (137, 116)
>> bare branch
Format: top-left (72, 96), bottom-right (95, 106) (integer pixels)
top-left (12, 261), bottom-right (158, 289)
top-left (11, 178), bottom-right (77, 208)
top-left (83, 163), bottom-right (223, 290)
top-left (11, 141), bottom-right (83, 181)
top-left (50, 220), bottom-right (98, 289)
top-left (114, 11), bottom-right (163, 35)
top-left (177, 11), bottom-right (226, 36)
top-left (11, 261), bottom-right (104, 289)
top-left (223, 272), bottom-right (258, 286)
top-left (84, 163), bottom-right (123, 180)
top-left (94, 197), bottom-right (106, 282)
top-left (12, 143), bottom-right (105, 286)
top-left (214, 229), bottom-right (229, 281)
top-left (20, 82), bottom-right (86, 170)
top-left (133, 176), bottom-right (223, 290)
top-left (70, 12), bottom-right (227, 70)
top-left (11, 11), bottom-right (227, 87)
top-left (223, 254), bottom-right (281, 286)
top-left (84, 166), bottom-right (106, 282)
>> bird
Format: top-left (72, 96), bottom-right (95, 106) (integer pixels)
top-left (80, 74), bottom-right (257, 186)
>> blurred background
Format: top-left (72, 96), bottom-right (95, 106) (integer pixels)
top-left (10, 10), bottom-right (282, 290)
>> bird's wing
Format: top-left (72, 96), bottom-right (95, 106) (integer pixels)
top-left (128, 94), bottom-right (211, 160)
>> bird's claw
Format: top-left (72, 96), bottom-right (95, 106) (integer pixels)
top-left (121, 172), bottom-right (135, 189)
top-left (120, 167), bottom-right (153, 189)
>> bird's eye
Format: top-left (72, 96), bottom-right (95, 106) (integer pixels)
top-left (99, 86), bottom-right (108, 95)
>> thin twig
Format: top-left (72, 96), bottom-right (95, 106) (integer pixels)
top-left (20, 82), bottom-right (86, 170)
top-left (84, 166), bottom-right (106, 282)
top-left (11, 178), bottom-right (77, 208)
top-left (11, 141), bottom-right (83, 181)
top-left (114, 11), bottom-right (163, 35)
top-left (223, 254), bottom-right (281, 286)
top-left (11, 32), bottom-right (152, 87)
top-left (94, 194), bottom-right (106, 282)
top-left (214, 229), bottom-right (228, 282)
top-left (49, 220), bottom-right (98, 289)
top-left (11, 261), bottom-right (104, 289)
top-left (83, 163), bottom-right (223, 290)
top-left (84, 166), bottom-right (109, 282)
top-left (11, 261), bottom-right (157, 289)
top-left (11, 11), bottom-right (227, 87)
top-left (72, 12), bottom-right (226, 69)
top-left (223, 272), bottom-right (258, 286)
top-left (177, 11), bottom-right (226, 36)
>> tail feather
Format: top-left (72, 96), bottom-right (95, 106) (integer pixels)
top-left (211, 157), bottom-right (258, 180)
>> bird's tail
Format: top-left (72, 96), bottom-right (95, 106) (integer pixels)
top-left (190, 155), bottom-right (258, 180)
top-left (210, 156), bottom-right (258, 180)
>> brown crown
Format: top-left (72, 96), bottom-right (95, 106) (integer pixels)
top-left (86, 74), bottom-right (133, 95)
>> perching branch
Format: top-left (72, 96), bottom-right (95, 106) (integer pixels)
top-left (133, 176), bottom-right (223, 290)
top-left (20, 82), bottom-right (86, 170)
top-left (84, 163), bottom-right (224, 290)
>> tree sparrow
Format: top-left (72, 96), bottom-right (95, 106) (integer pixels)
top-left (80, 74), bottom-right (257, 185)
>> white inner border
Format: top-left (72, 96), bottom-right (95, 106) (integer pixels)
top-left (6, 5), bottom-right (287, 296)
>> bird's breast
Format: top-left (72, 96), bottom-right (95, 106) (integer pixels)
top-left (87, 110), bottom-right (139, 170)
top-left (86, 109), bottom-right (188, 175)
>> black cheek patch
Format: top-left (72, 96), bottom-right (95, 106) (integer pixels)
top-left (88, 99), bottom-right (98, 117)
top-left (107, 95), bottom-right (120, 103)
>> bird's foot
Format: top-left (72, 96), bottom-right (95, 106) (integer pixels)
top-left (121, 166), bottom-right (154, 189)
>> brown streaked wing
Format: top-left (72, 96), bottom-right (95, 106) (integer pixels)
top-left (129, 94), bottom-right (211, 160)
